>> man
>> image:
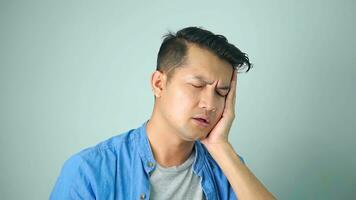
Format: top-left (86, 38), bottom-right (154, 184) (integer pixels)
top-left (50, 27), bottom-right (276, 200)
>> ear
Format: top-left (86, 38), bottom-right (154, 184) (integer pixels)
top-left (151, 70), bottom-right (167, 98)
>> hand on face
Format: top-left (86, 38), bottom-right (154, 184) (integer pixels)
top-left (200, 69), bottom-right (237, 148)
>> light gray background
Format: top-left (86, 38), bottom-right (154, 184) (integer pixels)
top-left (1, 0), bottom-right (355, 199)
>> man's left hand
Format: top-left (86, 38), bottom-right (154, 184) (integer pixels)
top-left (201, 69), bottom-right (237, 149)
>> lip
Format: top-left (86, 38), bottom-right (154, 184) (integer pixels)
top-left (192, 115), bottom-right (210, 127)
top-left (192, 118), bottom-right (210, 127)
top-left (193, 115), bottom-right (210, 123)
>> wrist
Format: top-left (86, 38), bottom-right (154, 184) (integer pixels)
top-left (204, 141), bottom-right (233, 154)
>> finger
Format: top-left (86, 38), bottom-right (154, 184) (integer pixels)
top-left (225, 70), bottom-right (237, 113)
top-left (231, 70), bottom-right (237, 106)
top-left (232, 70), bottom-right (237, 105)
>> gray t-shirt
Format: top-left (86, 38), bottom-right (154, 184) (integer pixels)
top-left (149, 148), bottom-right (205, 200)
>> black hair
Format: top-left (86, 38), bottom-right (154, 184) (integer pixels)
top-left (156, 26), bottom-right (252, 80)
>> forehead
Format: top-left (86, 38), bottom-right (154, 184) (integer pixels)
top-left (175, 44), bottom-right (233, 83)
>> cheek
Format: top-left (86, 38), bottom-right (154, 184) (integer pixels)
top-left (168, 87), bottom-right (197, 117)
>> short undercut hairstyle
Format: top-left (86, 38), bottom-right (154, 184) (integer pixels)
top-left (156, 26), bottom-right (252, 81)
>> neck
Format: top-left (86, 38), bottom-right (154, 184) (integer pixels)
top-left (146, 113), bottom-right (195, 167)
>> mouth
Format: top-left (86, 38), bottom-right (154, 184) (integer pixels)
top-left (192, 117), bottom-right (210, 127)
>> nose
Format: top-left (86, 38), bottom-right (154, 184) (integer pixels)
top-left (198, 86), bottom-right (218, 112)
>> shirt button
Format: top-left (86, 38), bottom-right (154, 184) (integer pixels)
top-left (140, 193), bottom-right (146, 199)
top-left (147, 162), bottom-right (154, 167)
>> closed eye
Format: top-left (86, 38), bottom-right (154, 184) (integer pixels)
top-left (191, 84), bottom-right (227, 97)
top-left (217, 91), bottom-right (227, 97)
top-left (191, 84), bottom-right (204, 88)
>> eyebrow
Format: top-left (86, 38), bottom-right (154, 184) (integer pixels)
top-left (190, 75), bottom-right (230, 90)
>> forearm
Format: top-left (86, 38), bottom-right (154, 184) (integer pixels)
top-left (206, 142), bottom-right (276, 200)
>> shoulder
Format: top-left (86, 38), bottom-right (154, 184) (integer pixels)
top-left (50, 127), bottom-right (139, 199)
top-left (74, 128), bottom-right (138, 162)
top-left (63, 127), bottom-right (141, 174)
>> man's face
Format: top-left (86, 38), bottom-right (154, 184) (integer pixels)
top-left (157, 44), bottom-right (234, 141)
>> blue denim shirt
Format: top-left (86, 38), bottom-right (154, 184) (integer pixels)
top-left (50, 120), bottom-right (244, 200)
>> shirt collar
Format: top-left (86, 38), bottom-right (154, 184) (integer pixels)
top-left (135, 120), bottom-right (205, 175)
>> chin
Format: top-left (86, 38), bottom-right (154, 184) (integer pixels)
top-left (180, 132), bottom-right (204, 142)
top-left (191, 132), bottom-right (209, 141)
top-left (178, 123), bottom-right (209, 141)
top-left (196, 135), bottom-right (207, 141)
